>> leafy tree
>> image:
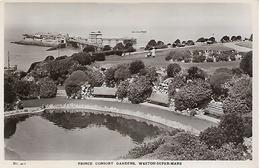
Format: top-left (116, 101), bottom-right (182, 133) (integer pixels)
top-left (83, 44), bottom-right (96, 53)
top-left (236, 36), bottom-right (242, 41)
top-left (174, 39), bottom-right (181, 44)
top-left (104, 67), bottom-right (117, 87)
top-left (114, 63), bottom-right (131, 83)
top-left (15, 80), bottom-right (40, 100)
top-left (249, 34), bottom-right (253, 41)
top-left (199, 126), bottom-right (226, 149)
top-left (38, 77), bottom-right (57, 98)
top-left (208, 37), bottom-right (216, 43)
top-left (166, 49), bottom-right (191, 62)
top-left (220, 36), bottom-right (230, 43)
top-left (240, 51), bottom-right (252, 77)
top-left (196, 37), bottom-right (206, 42)
top-left (168, 75), bottom-right (186, 100)
top-left (231, 36), bottom-right (237, 41)
top-left (127, 76), bottom-right (153, 104)
top-left (85, 69), bottom-right (104, 87)
top-left (71, 52), bottom-right (93, 65)
top-left (192, 54), bottom-right (206, 63)
top-left (145, 40), bottom-right (157, 50)
top-left (213, 143), bottom-right (247, 160)
top-left (187, 66), bottom-right (207, 80)
top-left (93, 52), bottom-right (106, 61)
top-left (103, 45), bottom-right (111, 51)
top-left (186, 40), bottom-right (195, 46)
top-left (129, 60), bottom-right (145, 75)
top-left (166, 63), bottom-right (181, 78)
top-left (139, 66), bottom-right (158, 83)
top-left (174, 79), bottom-right (212, 110)
top-left (113, 42), bottom-right (125, 51)
top-left (64, 70), bottom-right (87, 97)
top-left (219, 113), bottom-right (245, 145)
top-left (116, 80), bottom-right (129, 100)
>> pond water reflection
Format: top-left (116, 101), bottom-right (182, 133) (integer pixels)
top-left (4, 111), bottom-right (162, 160)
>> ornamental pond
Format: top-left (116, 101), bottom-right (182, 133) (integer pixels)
top-left (4, 111), bottom-right (165, 160)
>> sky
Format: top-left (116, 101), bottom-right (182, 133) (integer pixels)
top-left (5, 3), bottom-right (253, 44)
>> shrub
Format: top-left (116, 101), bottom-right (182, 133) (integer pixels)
top-left (216, 53), bottom-right (229, 62)
top-left (49, 58), bottom-right (79, 82)
top-left (114, 64), bottom-right (131, 83)
top-left (64, 70), bottom-right (87, 97)
top-left (139, 66), bottom-right (158, 83)
top-left (206, 57), bottom-right (214, 62)
top-left (27, 61), bottom-right (41, 73)
top-left (240, 51), bottom-right (252, 76)
top-left (114, 50), bottom-right (123, 56)
top-left (15, 80), bottom-right (40, 100)
top-left (223, 97), bottom-right (251, 115)
top-left (174, 39), bottom-right (181, 44)
top-left (196, 37), bottom-right (206, 42)
top-left (127, 76), bottom-right (153, 104)
top-left (192, 54), bottom-right (206, 63)
top-left (174, 79), bottom-right (212, 111)
top-left (199, 126), bottom-right (226, 149)
top-left (103, 45), bottom-right (111, 51)
top-left (209, 37), bottom-right (216, 43)
top-left (166, 63), bottom-right (181, 78)
top-left (113, 42), bottom-right (124, 51)
top-left (104, 67), bottom-right (117, 87)
top-left (167, 49), bottom-right (191, 62)
top-left (83, 44), bottom-right (96, 53)
top-left (85, 69), bottom-right (104, 87)
top-left (213, 143), bottom-right (247, 160)
top-left (172, 43), bottom-right (177, 48)
top-left (168, 75), bottom-right (186, 100)
top-left (187, 66), bottom-right (207, 80)
top-left (230, 54), bottom-right (236, 61)
top-left (116, 80), bottom-right (129, 100)
top-left (55, 55), bottom-right (68, 60)
top-left (242, 113), bottom-right (252, 138)
top-left (44, 55), bottom-right (54, 62)
top-left (219, 113), bottom-right (245, 145)
top-left (93, 52), bottom-right (106, 61)
top-left (71, 52), bottom-right (93, 65)
top-left (186, 40), bottom-right (195, 46)
top-left (37, 77), bottom-right (57, 98)
top-left (129, 60), bottom-right (145, 75)
top-left (165, 54), bottom-right (173, 61)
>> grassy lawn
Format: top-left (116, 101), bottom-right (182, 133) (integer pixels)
top-left (95, 43), bottom-right (240, 75)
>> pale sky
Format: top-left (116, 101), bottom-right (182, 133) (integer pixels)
top-left (5, 3), bottom-right (253, 42)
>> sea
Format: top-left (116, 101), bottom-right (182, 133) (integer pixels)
top-left (4, 25), bottom-right (251, 72)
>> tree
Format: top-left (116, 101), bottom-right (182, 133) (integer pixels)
top-left (220, 36), bottom-right (230, 43)
top-left (166, 49), bottom-right (191, 62)
top-left (231, 36), bottom-right (237, 42)
top-left (113, 42), bottom-right (125, 51)
top-left (15, 80), bottom-right (40, 100)
top-left (44, 55), bottom-right (54, 62)
top-left (129, 60), bottom-right (145, 75)
top-left (174, 79), bottom-right (212, 111)
top-left (116, 80), bottom-right (129, 100)
top-left (208, 37), bottom-right (216, 43)
top-left (103, 45), bottom-right (111, 51)
top-left (71, 52), bottom-right (92, 65)
top-left (174, 39), bottom-right (181, 44)
top-left (236, 36), bottom-right (242, 41)
top-left (187, 66), bottom-right (207, 80)
top-left (145, 40), bottom-right (157, 50)
top-left (38, 77), bottom-right (57, 98)
top-left (168, 75), bottom-right (186, 100)
top-left (64, 70), bottom-right (87, 97)
top-left (196, 37), bottom-right (206, 42)
top-left (199, 126), bottom-right (226, 149)
top-left (83, 44), bottom-right (96, 53)
top-left (218, 113), bottom-right (245, 145)
top-left (114, 63), bottom-right (131, 83)
top-left (186, 40), bottom-right (195, 46)
top-left (104, 67), bottom-right (117, 87)
top-left (240, 51), bottom-right (252, 77)
top-left (85, 69), bottom-right (104, 87)
top-left (127, 76), bottom-right (153, 104)
top-left (213, 143), bottom-right (247, 160)
top-left (166, 63), bottom-right (181, 78)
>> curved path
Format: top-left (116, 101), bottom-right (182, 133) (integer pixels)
top-left (20, 97), bottom-right (217, 134)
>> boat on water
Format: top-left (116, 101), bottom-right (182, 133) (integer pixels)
top-left (5, 52), bottom-right (17, 72)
